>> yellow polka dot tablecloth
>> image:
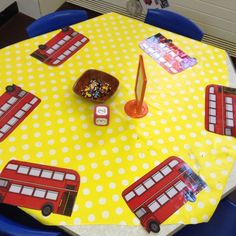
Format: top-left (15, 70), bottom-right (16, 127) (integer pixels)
top-left (0, 12), bottom-right (235, 228)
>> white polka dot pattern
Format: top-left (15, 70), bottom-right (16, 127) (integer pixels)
top-left (0, 13), bottom-right (235, 227)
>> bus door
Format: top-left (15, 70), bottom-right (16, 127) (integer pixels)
top-left (58, 190), bottom-right (77, 216)
top-left (0, 179), bottom-right (9, 202)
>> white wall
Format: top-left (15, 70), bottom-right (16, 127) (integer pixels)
top-left (77, 0), bottom-right (236, 43)
top-left (16, 0), bottom-right (65, 19)
top-left (38, 0), bottom-right (65, 16)
top-left (0, 0), bottom-right (15, 11)
top-left (17, 0), bottom-right (41, 18)
top-left (102, 0), bottom-right (127, 8)
top-left (168, 0), bottom-right (236, 43)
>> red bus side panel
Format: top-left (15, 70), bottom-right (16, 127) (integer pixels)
top-left (0, 160), bottom-right (80, 217)
top-left (122, 156), bottom-right (207, 232)
top-left (205, 84), bottom-right (236, 137)
top-left (0, 85), bottom-right (41, 142)
top-left (31, 27), bottom-right (89, 66)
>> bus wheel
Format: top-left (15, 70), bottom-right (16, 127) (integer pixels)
top-left (5, 85), bottom-right (16, 93)
top-left (42, 204), bottom-right (53, 216)
top-left (38, 44), bottom-right (47, 50)
top-left (148, 220), bottom-right (160, 233)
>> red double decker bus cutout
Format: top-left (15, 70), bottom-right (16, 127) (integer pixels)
top-left (0, 84), bottom-right (41, 142)
top-left (122, 156), bottom-right (207, 233)
top-left (31, 27), bottom-right (89, 66)
top-left (205, 84), bottom-right (236, 137)
top-left (0, 160), bottom-right (80, 217)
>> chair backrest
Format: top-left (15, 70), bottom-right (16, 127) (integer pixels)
top-left (0, 214), bottom-right (62, 236)
top-left (175, 197), bottom-right (236, 236)
top-left (145, 9), bottom-right (204, 41)
top-left (26, 10), bottom-right (88, 38)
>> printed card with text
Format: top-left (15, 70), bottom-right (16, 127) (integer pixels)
top-left (139, 33), bottom-right (197, 74)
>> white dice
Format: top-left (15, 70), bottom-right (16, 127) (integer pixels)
top-left (94, 105), bottom-right (109, 126)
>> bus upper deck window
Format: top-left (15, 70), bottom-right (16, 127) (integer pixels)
top-left (18, 166), bottom-right (30, 174)
top-left (143, 178), bottom-right (155, 189)
top-left (161, 166), bottom-right (171, 176)
top-left (124, 191), bottom-right (135, 201)
top-left (169, 160), bottom-right (178, 168)
top-left (152, 172), bottom-right (163, 182)
top-left (209, 86), bottom-right (215, 93)
top-left (65, 174), bottom-right (76, 180)
top-left (6, 163), bottom-right (18, 170)
top-left (41, 170), bottom-right (53, 179)
top-left (29, 168), bottom-right (41, 176)
top-left (134, 184), bottom-right (146, 196)
top-left (53, 172), bottom-right (64, 181)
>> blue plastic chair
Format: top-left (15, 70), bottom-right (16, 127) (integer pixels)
top-left (0, 204), bottom-right (64, 236)
top-left (174, 197), bottom-right (236, 236)
top-left (26, 10), bottom-right (88, 38)
top-left (0, 215), bottom-right (62, 236)
top-left (145, 9), bottom-right (204, 41)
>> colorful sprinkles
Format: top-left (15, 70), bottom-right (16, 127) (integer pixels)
top-left (81, 79), bottom-right (112, 100)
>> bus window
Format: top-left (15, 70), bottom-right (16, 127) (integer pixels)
top-left (152, 172), bottom-right (163, 182)
top-left (53, 172), bottom-right (64, 181)
top-left (21, 186), bottom-right (34, 196)
top-left (0, 179), bottom-right (8, 187)
top-left (148, 200), bottom-right (160, 213)
top-left (161, 166), bottom-right (171, 176)
top-left (135, 208), bottom-right (146, 218)
top-left (175, 181), bottom-right (186, 191)
top-left (6, 163), bottom-right (18, 170)
top-left (209, 86), bottom-right (214, 93)
top-left (34, 189), bottom-right (46, 198)
top-left (143, 178), bottom-right (155, 189)
top-left (46, 191), bottom-right (58, 200)
top-left (41, 170), bottom-right (53, 179)
top-left (157, 193), bottom-right (169, 205)
top-left (169, 160), bottom-right (178, 168)
top-left (29, 168), bottom-right (41, 176)
top-left (134, 184), bottom-right (146, 196)
top-left (9, 184), bottom-right (22, 193)
top-left (65, 174), bottom-right (76, 180)
top-left (17, 166), bottom-right (29, 174)
top-left (166, 187), bottom-right (178, 198)
top-left (124, 191), bottom-right (135, 201)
